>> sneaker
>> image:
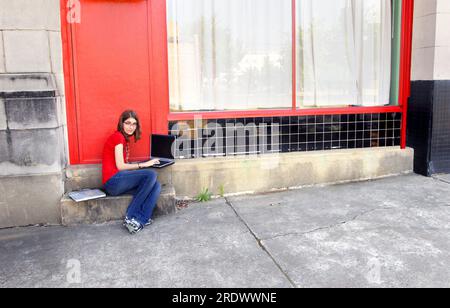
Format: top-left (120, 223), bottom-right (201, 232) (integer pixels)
top-left (123, 217), bottom-right (132, 227)
top-left (124, 218), bottom-right (143, 235)
top-left (145, 218), bottom-right (154, 227)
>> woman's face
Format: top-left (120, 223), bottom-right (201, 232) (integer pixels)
top-left (123, 117), bottom-right (138, 136)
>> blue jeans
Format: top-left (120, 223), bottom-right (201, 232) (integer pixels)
top-left (103, 169), bottom-right (161, 225)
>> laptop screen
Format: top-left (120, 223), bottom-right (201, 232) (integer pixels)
top-left (151, 134), bottom-right (176, 159)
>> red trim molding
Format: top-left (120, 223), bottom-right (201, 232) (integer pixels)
top-left (148, 0), bottom-right (170, 135)
top-left (60, 0), bottom-right (80, 164)
top-left (400, 0), bottom-right (414, 149)
top-left (168, 106), bottom-right (403, 121)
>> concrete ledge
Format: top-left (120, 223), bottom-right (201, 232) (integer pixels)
top-left (65, 164), bottom-right (173, 192)
top-left (64, 164), bottom-right (105, 192)
top-left (172, 147), bottom-right (415, 198)
top-left (65, 147), bottom-right (414, 200)
top-left (61, 185), bottom-right (176, 226)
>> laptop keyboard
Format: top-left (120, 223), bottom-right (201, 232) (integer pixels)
top-left (152, 158), bottom-right (172, 166)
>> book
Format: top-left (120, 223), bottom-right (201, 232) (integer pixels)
top-left (68, 189), bottom-right (107, 202)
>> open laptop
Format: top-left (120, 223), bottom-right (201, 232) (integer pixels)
top-left (149, 134), bottom-right (176, 168)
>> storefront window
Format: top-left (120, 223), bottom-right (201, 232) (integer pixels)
top-left (167, 0), bottom-right (399, 112)
top-left (296, 0), bottom-right (393, 107)
top-left (167, 0), bottom-right (292, 112)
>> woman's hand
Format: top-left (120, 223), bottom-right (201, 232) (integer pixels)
top-left (139, 159), bottom-right (160, 168)
top-left (115, 144), bottom-right (160, 171)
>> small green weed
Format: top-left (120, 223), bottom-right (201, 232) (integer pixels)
top-left (218, 184), bottom-right (225, 198)
top-left (196, 188), bottom-right (212, 202)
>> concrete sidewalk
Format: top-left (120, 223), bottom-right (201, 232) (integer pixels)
top-left (1, 174), bottom-right (449, 288)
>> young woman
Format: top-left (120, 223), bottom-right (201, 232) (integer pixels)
top-left (102, 110), bottom-right (161, 234)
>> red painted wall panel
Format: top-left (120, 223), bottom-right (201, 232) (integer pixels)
top-left (71, 0), bottom-right (153, 163)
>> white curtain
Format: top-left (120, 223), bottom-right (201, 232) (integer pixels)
top-left (298, 0), bottom-right (392, 107)
top-left (167, 0), bottom-right (292, 112)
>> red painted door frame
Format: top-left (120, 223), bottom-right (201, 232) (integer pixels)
top-left (61, 0), bottom-right (79, 164)
top-left (61, 0), bottom-right (414, 164)
top-left (147, 0), bottom-right (170, 136)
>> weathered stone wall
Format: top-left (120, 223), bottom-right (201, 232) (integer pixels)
top-left (0, 0), bottom-right (66, 228)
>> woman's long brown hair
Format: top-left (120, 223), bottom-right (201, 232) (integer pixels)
top-left (117, 110), bottom-right (142, 142)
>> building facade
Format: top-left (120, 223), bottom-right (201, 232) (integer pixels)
top-left (1, 0), bottom-right (446, 228)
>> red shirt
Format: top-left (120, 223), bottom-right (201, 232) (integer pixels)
top-left (102, 131), bottom-right (129, 184)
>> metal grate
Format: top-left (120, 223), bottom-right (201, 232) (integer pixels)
top-left (169, 113), bottom-right (402, 159)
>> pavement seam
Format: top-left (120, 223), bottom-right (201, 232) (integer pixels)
top-left (432, 176), bottom-right (450, 185)
top-left (428, 177), bottom-right (450, 207)
top-left (224, 197), bottom-right (297, 288)
top-left (261, 207), bottom-right (396, 241)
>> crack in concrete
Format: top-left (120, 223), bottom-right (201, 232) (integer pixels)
top-left (423, 177), bottom-right (450, 208)
top-left (1, 31), bottom-right (6, 72)
top-left (432, 176), bottom-right (450, 185)
top-left (262, 207), bottom-right (396, 241)
top-left (225, 197), bottom-right (297, 288)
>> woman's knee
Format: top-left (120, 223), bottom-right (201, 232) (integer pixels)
top-left (139, 170), bottom-right (157, 188)
top-left (154, 181), bottom-right (161, 194)
top-left (139, 169), bottom-right (157, 181)
top-left (103, 181), bottom-right (119, 196)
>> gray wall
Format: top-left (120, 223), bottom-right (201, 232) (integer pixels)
top-left (0, 0), bottom-right (66, 228)
top-left (412, 0), bottom-right (450, 81)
